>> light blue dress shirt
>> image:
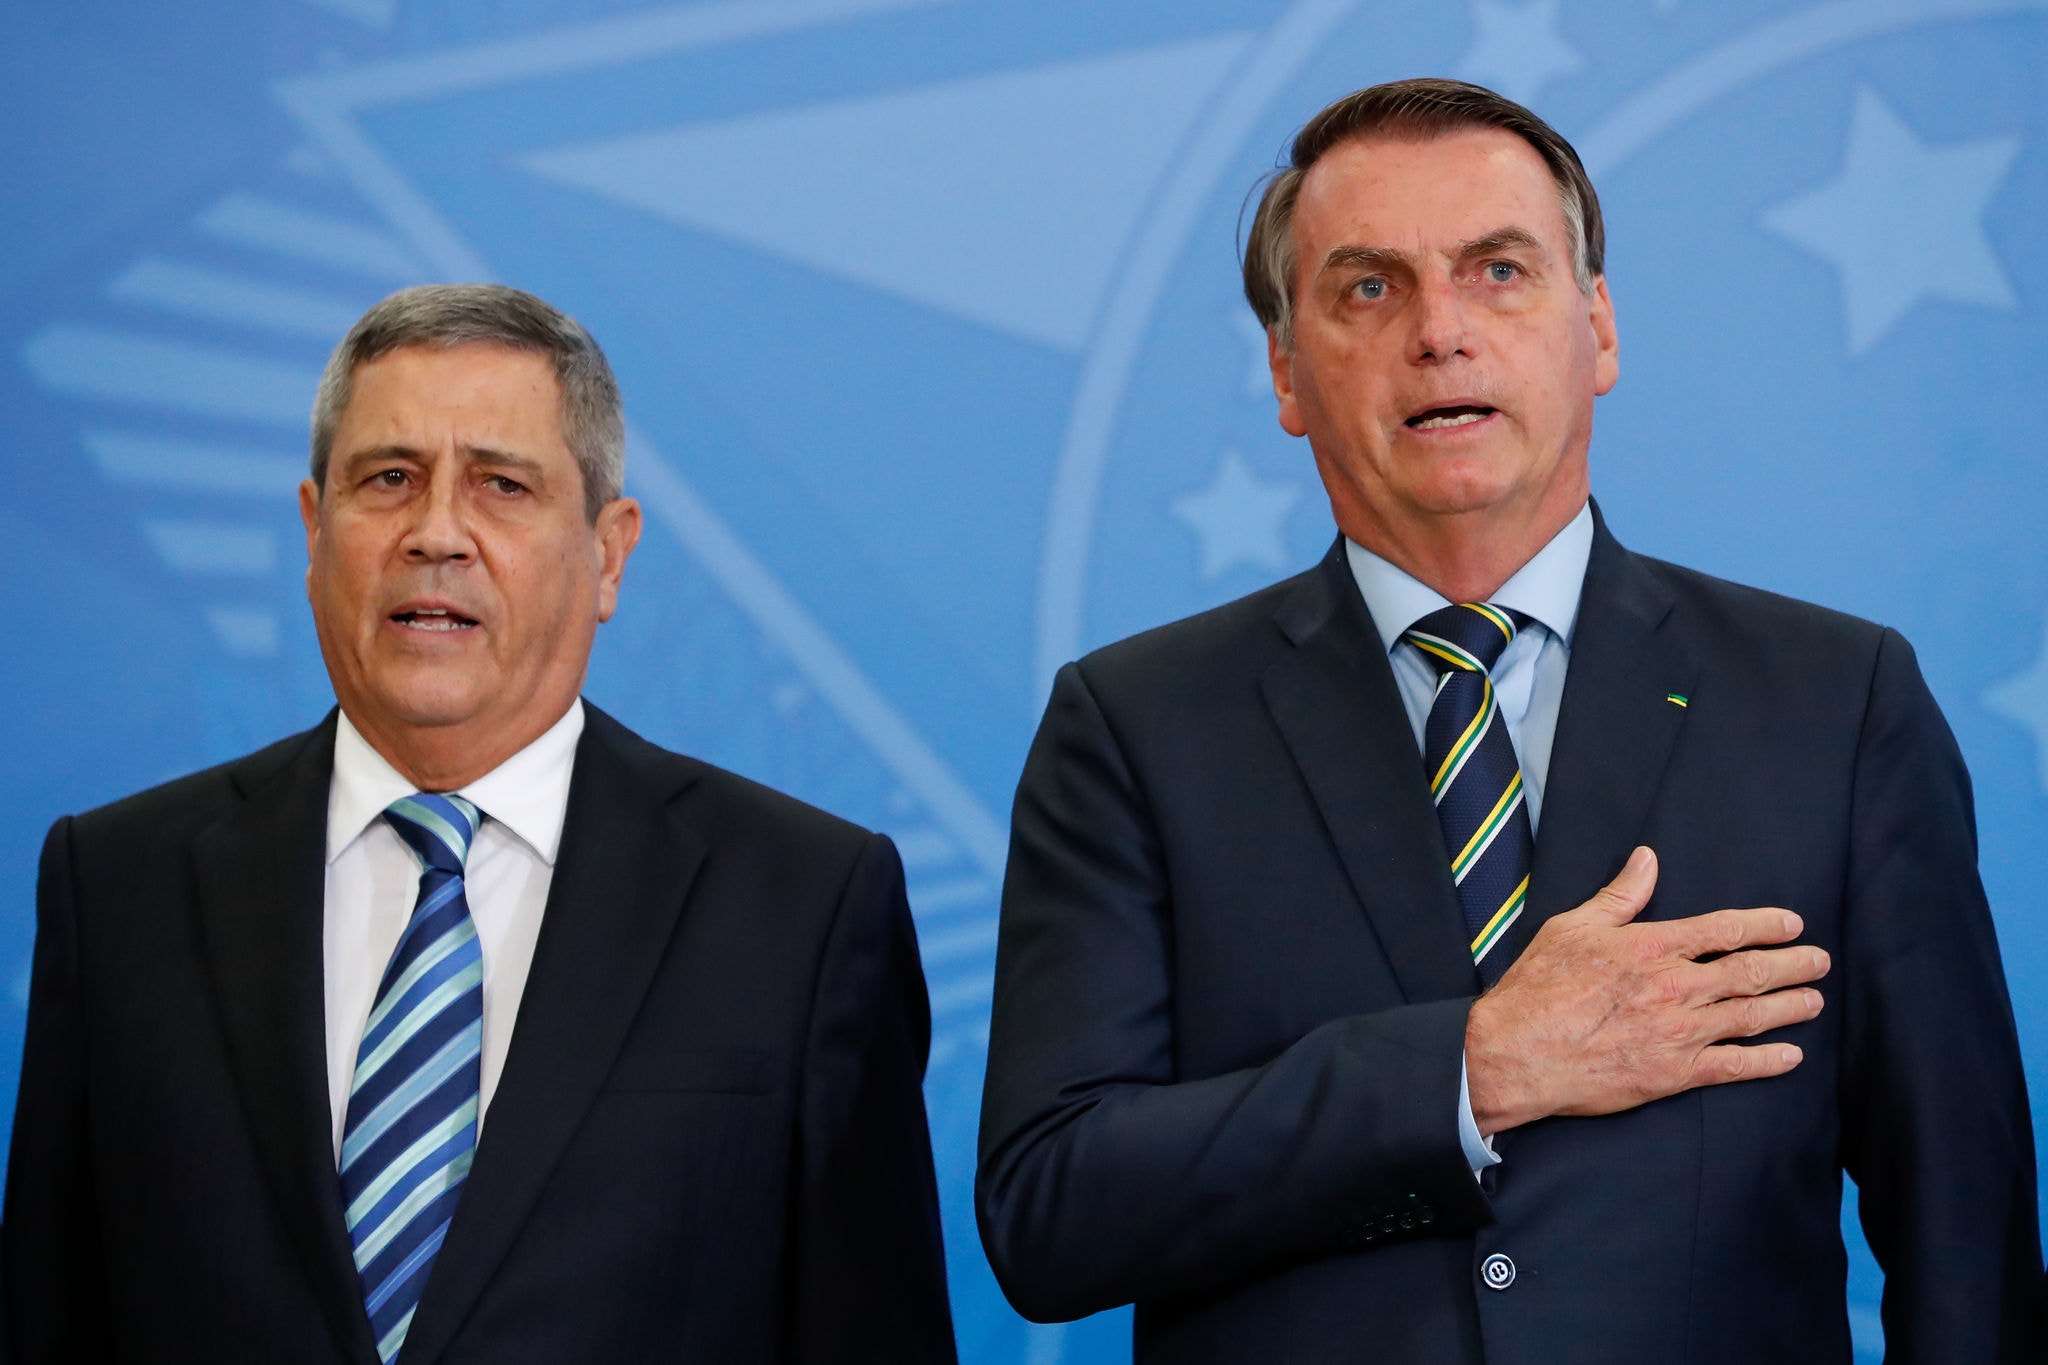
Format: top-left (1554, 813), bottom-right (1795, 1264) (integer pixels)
top-left (1343, 501), bottom-right (1594, 1172)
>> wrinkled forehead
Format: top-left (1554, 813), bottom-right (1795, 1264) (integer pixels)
top-left (335, 343), bottom-right (569, 447)
top-left (1293, 127), bottom-right (1572, 259)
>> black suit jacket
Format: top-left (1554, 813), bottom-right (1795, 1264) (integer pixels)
top-left (977, 511), bottom-right (2039, 1363)
top-left (6, 704), bottom-right (956, 1364)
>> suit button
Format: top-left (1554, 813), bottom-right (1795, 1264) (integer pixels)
top-left (1481, 1253), bottom-right (1516, 1290)
top-left (1379, 1214), bottom-right (1399, 1236)
top-left (1418, 1205), bottom-right (1435, 1226)
top-left (1399, 1212), bottom-right (1416, 1230)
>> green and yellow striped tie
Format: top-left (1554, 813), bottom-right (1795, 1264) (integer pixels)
top-left (1405, 602), bottom-right (1535, 984)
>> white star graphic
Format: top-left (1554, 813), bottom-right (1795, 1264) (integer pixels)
top-left (1762, 87), bottom-right (2020, 356)
top-left (1987, 616), bottom-right (2048, 796)
top-left (1172, 451), bottom-right (1301, 580)
top-left (1232, 312), bottom-right (1274, 397)
top-left (1455, 0), bottom-right (1586, 108)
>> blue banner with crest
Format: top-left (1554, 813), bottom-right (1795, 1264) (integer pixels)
top-left (4, 2), bottom-right (2046, 1358)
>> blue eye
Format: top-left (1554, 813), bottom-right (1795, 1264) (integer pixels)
top-left (1488, 261), bottom-right (1518, 282)
top-left (1356, 278), bottom-right (1387, 300)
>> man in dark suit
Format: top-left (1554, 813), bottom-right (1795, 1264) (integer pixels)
top-left (977, 79), bottom-right (2039, 1362)
top-left (6, 284), bottom-right (956, 1363)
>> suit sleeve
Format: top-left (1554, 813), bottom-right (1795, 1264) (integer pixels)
top-left (1838, 628), bottom-right (2041, 1362)
top-left (5, 817), bottom-right (115, 1363)
top-left (790, 833), bottom-right (957, 1364)
top-left (976, 662), bottom-right (1488, 1323)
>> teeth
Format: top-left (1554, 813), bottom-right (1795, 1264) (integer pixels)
top-left (395, 609), bottom-right (473, 631)
top-left (1413, 411), bottom-right (1490, 430)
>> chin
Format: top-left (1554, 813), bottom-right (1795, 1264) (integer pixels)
top-left (1405, 468), bottom-right (1528, 517)
top-left (365, 673), bottom-right (496, 731)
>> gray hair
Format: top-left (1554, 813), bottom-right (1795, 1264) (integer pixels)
top-left (1243, 78), bottom-right (1604, 351)
top-left (310, 283), bottom-right (625, 519)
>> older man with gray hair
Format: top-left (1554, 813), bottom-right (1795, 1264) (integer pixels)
top-left (5, 283), bottom-right (957, 1364)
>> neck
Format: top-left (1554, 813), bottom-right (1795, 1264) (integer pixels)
top-left (346, 700), bottom-right (574, 792)
top-left (1340, 479), bottom-right (1587, 604)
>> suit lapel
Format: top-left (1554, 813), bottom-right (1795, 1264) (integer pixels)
top-left (1512, 507), bottom-right (1699, 959)
top-left (191, 713), bottom-right (382, 1365)
top-left (1261, 541), bottom-right (1478, 1003)
top-left (399, 708), bottom-right (706, 1365)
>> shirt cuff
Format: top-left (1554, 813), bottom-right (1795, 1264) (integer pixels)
top-left (1459, 1052), bottom-right (1501, 1175)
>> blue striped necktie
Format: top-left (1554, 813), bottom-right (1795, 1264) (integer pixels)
top-left (1404, 603), bottom-right (1535, 986)
top-left (341, 793), bottom-right (484, 1363)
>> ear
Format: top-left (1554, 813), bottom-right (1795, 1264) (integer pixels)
top-left (592, 496), bottom-right (643, 623)
top-left (1589, 276), bottom-right (1620, 396)
top-left (299, 477), bottom-right (322, 585)
top-left (1270, 325), bottom-right (1309, 438)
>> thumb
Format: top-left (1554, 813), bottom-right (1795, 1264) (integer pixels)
top-left (1580, 846), bottom-right (1657, 926)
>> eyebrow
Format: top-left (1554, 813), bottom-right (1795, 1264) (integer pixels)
top-left (1318, 226), bottom-right (1550, 278)
top-left (464, 446), bottom-right (547, 478)
top-left (338, 443), bottom-right (549, 478)
top-left (1319, 244), bottom-right (1410, 277)
top-left (1457, 227), bottom-right (1546, 260)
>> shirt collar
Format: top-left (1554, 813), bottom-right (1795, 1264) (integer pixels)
top-left (327, 699), bottom-right (586, 866)
top-left (1343, 500), bottom-right (1594, 653)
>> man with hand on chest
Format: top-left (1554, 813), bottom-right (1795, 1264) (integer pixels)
top-left (7, 283), bottom-right (957, 1364)
top-left (976, 78), bottom-right (2038, 1363)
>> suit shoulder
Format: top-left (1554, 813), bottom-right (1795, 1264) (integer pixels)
top-left (587, 707), bottom-right (877, 864)
top-left (1646, 548), bottom-right (1884, 642)
top-left (1636, 552), bottom-right (1891, 661)
top-left (1646, 548), bottom-right (1884, 634)
top-left (1068, 565), bottom-right (1311, 698)
top-left (63, 724), bottom-right (328, 849)
top-left (688, 762), bottom-right (878, 860)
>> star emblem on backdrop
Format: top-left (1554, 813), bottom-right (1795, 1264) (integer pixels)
top-left (1987, 617), bottom-right (2048, 797)
top-left (1456, 0), bottom-right (1586, 108)
top-left (1762, 86), bottom-right (2021, 356)
top-left (1172, 451), bottom-right (1301, 581)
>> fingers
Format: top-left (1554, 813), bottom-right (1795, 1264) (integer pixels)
top-left (1578, 846), bottom-right (1658, 926)
top-left (1697, 985), bottom-right (1825, 1043)
top-left (1694, 944), bottom-right (1830, 1002)
top-left (1686, 1040), bottom-right (1805, 1089)
top-left (1656, 906), bottom-right (1804, 960)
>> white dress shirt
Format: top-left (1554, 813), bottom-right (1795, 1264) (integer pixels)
top-left (322, 700), bottom-right (585, 1159)
top-left (1343, 502), bottom-right (1594, 1172)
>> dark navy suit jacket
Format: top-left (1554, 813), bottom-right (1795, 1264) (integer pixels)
top-left (5, 704), bottom-right (956, 1364)
top-left (977, 509), bottom-right (2039, 1363)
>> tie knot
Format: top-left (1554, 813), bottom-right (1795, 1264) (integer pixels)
top-left (1404, 602), bottom-right (1528, 675)
top-left (384, 793), bottom-right (481, 876)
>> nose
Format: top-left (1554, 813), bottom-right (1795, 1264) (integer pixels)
top-left (401, 466), bottom-right (476, 564)
top-left (1411, 275), bottom-right (1473, 366)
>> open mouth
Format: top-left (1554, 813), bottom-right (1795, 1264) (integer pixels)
top-left (391, 607), bottom-right (479, 633)
top-left (1406, 404), bottom-right (1496, 431)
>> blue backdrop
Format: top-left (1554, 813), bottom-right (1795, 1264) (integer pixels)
top-left (4, 1), bottom-right (2045, 1359)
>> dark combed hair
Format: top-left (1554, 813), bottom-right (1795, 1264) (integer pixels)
top-left (1242, 77), bottom-right (1605, 347)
